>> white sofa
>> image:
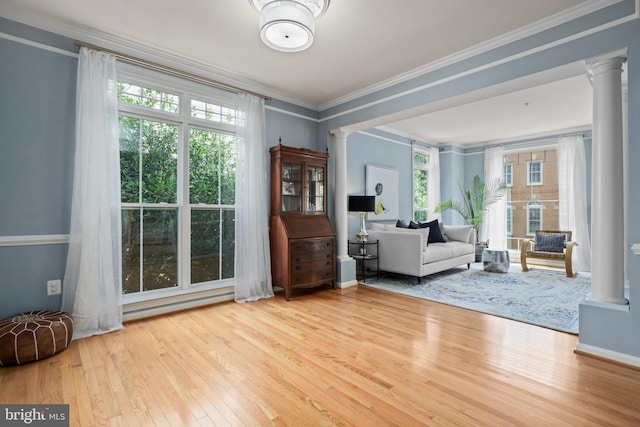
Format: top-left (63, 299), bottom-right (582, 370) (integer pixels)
top-left (367, 223), bottom-right (476, 282)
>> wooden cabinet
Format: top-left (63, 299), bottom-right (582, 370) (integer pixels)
top-left (269, 144), bottom-right (336, 300)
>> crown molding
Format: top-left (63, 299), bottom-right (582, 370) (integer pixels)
top-left (451, 125), bottom-right (593, 150)
top-left (319, 0), bottom-right (629, 111)
top-left (355, 130), bottom-right (412, 147)
top-left (374, 125), bottom-right (435, 146)
top-left (0, 6), bottom-right (319, 111)
top-left (0, 0), bottom-right (633, 114)
top-left (0, 31), bottom-right (78, 58)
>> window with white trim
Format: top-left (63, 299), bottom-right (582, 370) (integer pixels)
top-left (413, 148), bottom-right (429, 222)
top-left (504, 163), bottom-right (513, 187)
top-left (506, 202), bottom-right (513, 236)
top-left (527, 161), bottom-right (543, 185)
top-left (526, 203), bottom-right (542, 235)
top-left (118, 70), bottom-right (237, 300)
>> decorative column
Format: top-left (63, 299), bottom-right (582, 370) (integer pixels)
top-left (332, 129), bottom-right (349, 259)
top-left (331, 129), bottom-right (357, 287)
top-left (585, 54), bottom-right (628, 305)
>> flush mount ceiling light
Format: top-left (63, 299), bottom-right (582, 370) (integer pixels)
top-left (249, 0), bottom-right (330, 52)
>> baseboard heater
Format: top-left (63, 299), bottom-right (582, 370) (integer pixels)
top-left (123, 286), bottom-right (234, 321)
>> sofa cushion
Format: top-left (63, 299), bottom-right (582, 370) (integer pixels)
top-left (395, 227), bottom-right (430, 250)
top-left (442, 225), bottom-right (473, 243)
top-left (422, 243), bottom-right (454, 263)
top-left (415, 220), bottom-right (449, 241)
top-left (439, 221), bottom-right (449, 241)
top-left (421, 219), bottom-right (447, 244)
top-left (421, 241), bottom-right (473, 264)
top-left (447, 241), bottom-right (475, 257)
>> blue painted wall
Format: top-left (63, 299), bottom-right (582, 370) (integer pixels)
top-left (0, 22), bottom-right (77, 317)
top-left (265, 100), bottom-right (319, 151)
top-left (345, 131), bottom-right (413, 236)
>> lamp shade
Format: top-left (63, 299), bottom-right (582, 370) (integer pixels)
top-left (348, 195), bottom-right (375, 212)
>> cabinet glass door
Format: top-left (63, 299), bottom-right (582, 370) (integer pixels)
top-left (282, 162), bottom-right (302, 212)
top-left (307, 165), bottom-right (325, 212)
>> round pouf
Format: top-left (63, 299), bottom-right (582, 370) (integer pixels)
top-left (0, 310), bottom-right (73, 366)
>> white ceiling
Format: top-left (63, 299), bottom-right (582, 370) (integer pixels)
top-left (381, 74), bottom-right (593, 146)
top-left (1, 0), bottom-right (597, 145)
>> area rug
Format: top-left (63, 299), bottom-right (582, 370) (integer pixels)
top-left (360, 264), bottom-right (591, 334)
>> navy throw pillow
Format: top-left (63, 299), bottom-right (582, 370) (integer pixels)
top-left (421, 219), bottom-right (447, 244)
top-left (408, 221), bottom-right (421, 229)
top-left (396, 219), bottom-right (409, 228)
top-left (535, 233), bottom-right (566, 252)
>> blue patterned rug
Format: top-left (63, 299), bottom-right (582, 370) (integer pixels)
top-left (361, 264), bottom-right (591, 334)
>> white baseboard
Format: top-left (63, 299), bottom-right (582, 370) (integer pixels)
top-left (575, 342), bottom-right (640, 369)
top-left (338, 280), bottom-right (358, 289)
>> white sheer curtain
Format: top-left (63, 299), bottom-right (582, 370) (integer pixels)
top-left (483, 146), bottom-right (507, 249)
top-left (234, 93), bottom-right (274, 302)
top-left (427, 146), bottom-right (441, 221)
top-left (558, 135), bottom-right (591, 272)
top-left (61, 47), bottom-right (123, 339)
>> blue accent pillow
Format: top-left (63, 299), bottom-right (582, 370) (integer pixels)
top-left (421, 219), bottom-right (447, 244)
top-left (408, 221), bottom-right (421, 229)
top-left (535, 233), bottom-right (566, 252)
top-left (396, 219), bottom-right (409, 228)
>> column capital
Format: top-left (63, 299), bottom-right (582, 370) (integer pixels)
top-left (330, 128), bottom-right (350, 139)
top-left (584, 53), bottom-right (626, 77)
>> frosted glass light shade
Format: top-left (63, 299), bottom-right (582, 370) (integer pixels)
top-left (260, 1), bottom-right (314, 52)
top-left (249, 0), bottom-right (330, 52)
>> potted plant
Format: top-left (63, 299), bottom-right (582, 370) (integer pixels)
top-left (434, 175), bottom-right (506, 261)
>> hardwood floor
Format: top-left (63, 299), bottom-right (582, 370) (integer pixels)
top-left (2, 285), bottom-right (640, 426)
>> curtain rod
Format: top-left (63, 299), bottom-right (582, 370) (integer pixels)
top-left (492, 129), bottom-right (589, 151)
top-left (76, 42), bottom-right (271, 100)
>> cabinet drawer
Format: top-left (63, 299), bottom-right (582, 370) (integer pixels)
top-left (290, 238), bottom-right (334, 254)
top-left (291, 261), bottom-right (334, 285)
top-left (292, 250), bottom-right (332, 263)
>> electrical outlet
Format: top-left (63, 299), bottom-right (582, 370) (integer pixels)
top-left (47, 279), bottom-right (61, 296)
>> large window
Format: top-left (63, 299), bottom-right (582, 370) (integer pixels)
top-left (413, 149), bottom-right (429, 222)
top-left (503, 149), bottom-right (558, 249)
top-left (118, 73), bottom-right (237, 300)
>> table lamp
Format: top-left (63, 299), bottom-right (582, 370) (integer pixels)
top-left (348, 195), bottom-right (376, 243)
